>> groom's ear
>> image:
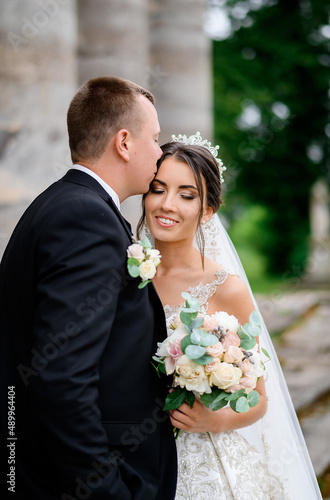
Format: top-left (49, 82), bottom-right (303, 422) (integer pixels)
top-left (114, 129), bottom-right (130, 162)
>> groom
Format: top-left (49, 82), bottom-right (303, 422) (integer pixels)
top-left (0, 77), bottom-right (177, 499)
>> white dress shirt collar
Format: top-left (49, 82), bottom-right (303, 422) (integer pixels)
top-left (71, 164), bottom-right (120, 210)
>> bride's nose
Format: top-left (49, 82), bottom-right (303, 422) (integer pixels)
top-left (160, 192), bottom-right (176, 212)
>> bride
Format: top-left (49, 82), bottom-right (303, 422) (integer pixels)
top-left (137, 133), bottom-right (322, 499)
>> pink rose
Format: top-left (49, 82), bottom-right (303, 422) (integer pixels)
top-left (163, 329), bottom-right (187, 375)
top-left (222, 330), bottom-right (241, 350)
top-left (206, 342), bottom-right (224, 357)
top-left (127, 243), bottom-right (145, 263)
top-left (201, 315), bottom-right (219, 331)
top-left (226, 383), bottom-right (244, 394)
top-left (205, 357), bottom-right (221, 373)
top-left (240, 358), bottom-right (255, 376)
top-left (240, 376), bottom-right (257, 392)
top-left (223, 345), bottom-right (244, 364)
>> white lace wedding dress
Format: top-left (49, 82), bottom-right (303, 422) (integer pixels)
top-left (164, 268), bottom-right (287, 500)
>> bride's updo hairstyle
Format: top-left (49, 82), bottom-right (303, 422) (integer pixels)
top-left (137, 141), bottom-right (223, 262)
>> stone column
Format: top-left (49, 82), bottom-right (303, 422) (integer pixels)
top-left (77, 0), bottom-right (149, 86)
top-left (0, 0), bottom-right (77, 257)
top-left (148, 0), bottom-right (213, 145)
top-left (77, 0), bottom-right (150, 230)
top-left (305, 178), bottom-right (330, 284)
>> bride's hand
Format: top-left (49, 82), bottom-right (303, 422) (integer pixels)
top-left (169, 399), bottom-right (221, 434)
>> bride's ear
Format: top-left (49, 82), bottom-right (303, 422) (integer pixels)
top-left (202, 206), bottom-right (214, 224)
top-left (114, 129), bottom-right (130, 162)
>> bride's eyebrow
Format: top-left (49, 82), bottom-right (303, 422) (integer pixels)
top-left (151, 179), bottom-right (197, 190)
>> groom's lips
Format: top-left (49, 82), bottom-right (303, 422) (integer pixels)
top-left (155, 216), bottom-right (179, 228)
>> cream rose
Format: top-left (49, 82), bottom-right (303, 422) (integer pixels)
top-left (127, 243), bottom-right (145, 263)
top-left (223, 345), bottom-right (244, 364)
top-left (209, 362), bottom-right (242, 390)
top-left (174, 355), bottom-right (211, 394)
top-left (139, 260), bottom-right (156, 280)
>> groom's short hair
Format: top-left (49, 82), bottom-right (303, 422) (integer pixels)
top-left (67, 76), bottom-right (155, 164)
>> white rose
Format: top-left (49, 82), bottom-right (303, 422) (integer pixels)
top-left (174, 355), bottom-right (211, 394)
top-left (247, 346), bottom-right (265, 378)
top-left (139, 260), bottom-right (156, 281)
top-left (146, 248), bottom-right (161, 266)
top-left (211, 311), bottom-right (239, 333)
top-left (209, 362), bottom-right (242, 390)
top-left (127, 243), bottom-right (145, 263)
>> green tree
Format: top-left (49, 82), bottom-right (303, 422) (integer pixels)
top-left (213, 0), bottom-right (330, 275)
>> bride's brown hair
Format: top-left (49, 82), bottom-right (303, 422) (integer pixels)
top-left (137, 141), bottom-right (223, 262)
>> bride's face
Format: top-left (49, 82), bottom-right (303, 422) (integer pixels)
top-left (145, 157), bottom-right (205, 243)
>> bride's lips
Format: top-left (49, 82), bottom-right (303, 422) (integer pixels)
top-left (155, 216), bottom-right (179, 228)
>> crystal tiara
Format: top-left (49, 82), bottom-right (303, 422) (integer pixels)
top-left (170, 131), bottom-right (226, 183)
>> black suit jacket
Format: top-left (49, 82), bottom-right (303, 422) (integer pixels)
top-left (0, 169), bottom-right (177, 499)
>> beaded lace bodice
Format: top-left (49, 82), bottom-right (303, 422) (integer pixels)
top-left (164, 268), bottom-right (236, 318)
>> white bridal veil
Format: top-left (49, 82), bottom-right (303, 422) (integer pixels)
top-left (203, 213), bottom-right (322, 499)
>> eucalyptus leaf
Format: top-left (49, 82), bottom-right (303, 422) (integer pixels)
top-left (180, 335), bottom-right (191, 354)
top-left (239, 325), bottom-right (252, 338)
top-left (140, 237), bottom-right (152, 248)
top-left (193, 354), bottom-right (214, 365)
top-left (240, 335), bottom-right (257, 350)
top-left (247, 390), bottom-right (260, 407)
top-left (138, 280), bottom-right (149, 289)
top-left (235, 396), bottom-right (249, 413)
top-left (127, 257), bottom-right (140, 266)
top-left (190, 329), bottom-right (202, 344)
top-left (250, 310), bottom-right (261, 326)
top-left (128, 265), bottom-right (141, 278)
top-left (185, 345), bottom-right (206, 359)
top-left (190, 317), bottom-right (204, 329)
top-left (163, 388), bottom-right (187, 411)
top-left (181, 292), bottom-right (200, 311)
top-left (244, 324), bottom-right (260, 337)
top-left (199, 333), bottom-right (219, 347)
top-left (180, 311), bottom-right (193, 326)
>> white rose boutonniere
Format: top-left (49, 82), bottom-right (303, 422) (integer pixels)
top-left (127, 237), bottom-right (161, 289)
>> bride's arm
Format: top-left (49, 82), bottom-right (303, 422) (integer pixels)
top-left (170, 275), bottom-right (268, 433)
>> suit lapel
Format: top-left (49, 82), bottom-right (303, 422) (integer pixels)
top-left (61, 169), bottom-right (133, 240)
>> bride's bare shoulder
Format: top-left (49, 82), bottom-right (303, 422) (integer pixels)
top-left (209, 266), bottom-right (254, 322)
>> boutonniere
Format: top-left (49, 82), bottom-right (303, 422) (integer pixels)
top-left (127, 237), bottom-right (162, 289)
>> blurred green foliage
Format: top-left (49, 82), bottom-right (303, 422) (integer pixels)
top-left (213, 0), bottom-right (330, 277)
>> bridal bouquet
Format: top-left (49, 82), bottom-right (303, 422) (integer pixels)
top-left (153, 292), bottom-right (267, 414)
